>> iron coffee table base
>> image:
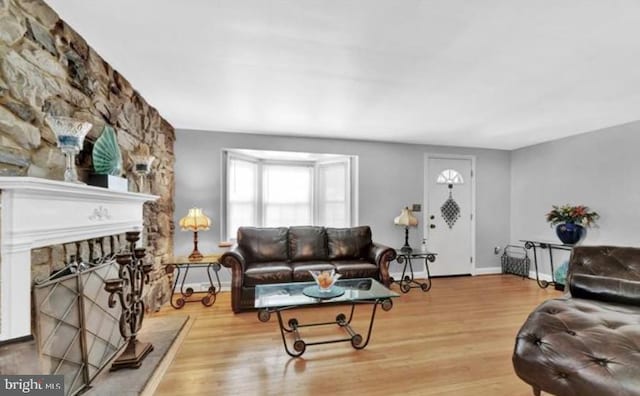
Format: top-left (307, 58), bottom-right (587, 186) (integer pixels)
top-left (257, 298), bottom-right (393, 357)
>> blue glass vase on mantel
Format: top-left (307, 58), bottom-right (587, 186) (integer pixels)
top-left (555, 223), bottom-right (586, 245)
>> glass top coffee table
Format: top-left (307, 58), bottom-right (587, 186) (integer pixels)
top-left (255, 278), bottom-right (399, 357)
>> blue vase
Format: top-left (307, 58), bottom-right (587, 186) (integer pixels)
top-left (555, 223), bottom-right (585, 245)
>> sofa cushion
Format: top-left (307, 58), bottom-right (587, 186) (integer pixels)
top-left (291, 262), bottom-right (336, 282)
top-left (570, 273), bottom-right (640, 306)
top-left (237, 227), bottom-right (288, 263)
top-left (288, 226), bottom-right (328, 261)
top-left (332, 259), bottom-right (378, 279)
top-left (326, 226), bottom-right (372, 260)
top-left (513, 297), bottom-right (640, 396)
top-left (244, 262), bottom-right (292, 286)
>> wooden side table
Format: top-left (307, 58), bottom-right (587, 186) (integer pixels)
top-left (165, 254), bottom-right (222, 309)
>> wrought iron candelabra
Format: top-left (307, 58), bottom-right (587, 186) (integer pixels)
top-left (104, 231), bottom-right (154, 370)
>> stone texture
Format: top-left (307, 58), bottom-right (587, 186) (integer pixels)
top-left (0, 76), bottom-right (7, 97)
top-left (101, 237), bottom-right (111, 256)
top-left (0, 145), bottom-right (29, 167)
top-left (31, 262), bottom-right (49, 283)
top-left (25, 17), bottom-right (56, 56)
top-left (0, 104), bottom-right (41, 149)
top-left (0, 1), bottom-right (175, 318)
top-left (26, 163), bottom-right (47, 177)
top-left (0, 164), bottom-right (23, 175)
top-left (2, 98), bottom-right (36, 121)
top-left (16, 0), bottom-right (59, 29)
top-left (1, 48), bottom-right (88, 109)
top-left (90, 239), bottom-right (102, 262)
top-left (31, 247), bottom-right (50, 266)
top-left (20, 47), bottom-right (67, 78)
top-left (65, 48), bottom-right (93, 96)
top-left (78, 240), bottom-right (90, 263)
top-left (31, 144), bottom-right (64, 170)
top-left (50, 244), bottom-right (65, 271)
top-left (63, 242), bottom-right (77, 263)
top-left (54, 22), bottom-right (89, 60)
top-left (0, 14), bottom-right (26, 45)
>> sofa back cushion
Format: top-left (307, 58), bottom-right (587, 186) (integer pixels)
top-left (237, 227), bottom-right (289, 263)
top-left (288, 226), bottom-right (328, 261)
top-left (568, 246), bottom-right (640, 305)
top-left (326, 226), bottom-right (372, 260)
top-left (569, 273), bottom-right (640, 306)
top-left (568, 246), bottom-right (640, 282)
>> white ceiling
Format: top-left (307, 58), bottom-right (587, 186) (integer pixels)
top-left (46, 0), bottom-right (640, 150)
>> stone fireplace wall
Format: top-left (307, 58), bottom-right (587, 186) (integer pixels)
top-left (0, 0), bottom-right (175, 311)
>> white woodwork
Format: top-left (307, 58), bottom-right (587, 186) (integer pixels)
top-left (0, 177), bottom-right (158, 342)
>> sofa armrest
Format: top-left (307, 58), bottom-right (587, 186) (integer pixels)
top-left (368, 243), bottom-right (397, 288)
top-left (220, 245), bottom-right (247, 272)
top-left (220, 245), bottom-right (248, 313)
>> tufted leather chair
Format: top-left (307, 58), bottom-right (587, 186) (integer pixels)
top-left (512, 246), bottom-right (640, 396)
top-left (220, 226), bottom-right (396, 313)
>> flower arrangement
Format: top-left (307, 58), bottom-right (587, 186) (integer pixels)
top-left (546, 204), bottom-right (599, 227)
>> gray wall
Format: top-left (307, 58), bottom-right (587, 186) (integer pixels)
top-left (510, 121), bottom-right (640, 275)
top-left (174, 129), bottom-right (511, 283)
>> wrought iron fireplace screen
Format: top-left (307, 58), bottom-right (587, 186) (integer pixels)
top-left (33, 255), bottom-right (125, 395)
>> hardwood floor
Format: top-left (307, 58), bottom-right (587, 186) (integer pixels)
top-left (154, 275), bottom-right (561, 396)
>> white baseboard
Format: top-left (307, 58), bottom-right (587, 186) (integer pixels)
top-left (528, 270), bottom-right (553, 282)
top-left (474, 266), bottom-right (502, 275)
top-left (390, 270), bottom-right (429, 280)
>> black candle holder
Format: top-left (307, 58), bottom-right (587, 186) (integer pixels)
top-left (104, 231), bottom-right (154, 370)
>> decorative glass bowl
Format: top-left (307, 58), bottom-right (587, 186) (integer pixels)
top-left (44, 115), bottom-right (92, 184)
top-left (309, 270), bottom-right (341, 292)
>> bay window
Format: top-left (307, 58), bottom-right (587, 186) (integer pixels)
top-left (223, 150), bottom-right (356, 240)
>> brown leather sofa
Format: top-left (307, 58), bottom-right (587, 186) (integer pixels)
top-left (512, 246), bottom-right (640, 396)
top-left (220, 225), bottom-right (396, 313)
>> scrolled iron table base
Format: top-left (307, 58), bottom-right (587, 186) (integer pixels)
top-left (166, 261), bottom-right (222, 308)
top-left (392, 251), bottom-right (437, 293)
top-left (258, 298), bottom-right (393, 357)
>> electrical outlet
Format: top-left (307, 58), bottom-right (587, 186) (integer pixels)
top-left (412, 204), bottom-right (422, 212)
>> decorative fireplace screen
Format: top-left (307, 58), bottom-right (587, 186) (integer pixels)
top-left (33, 258), bottom-right (125, 395)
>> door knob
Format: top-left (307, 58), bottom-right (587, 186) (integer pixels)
top-left (430, 224), bottom-right (436, 229)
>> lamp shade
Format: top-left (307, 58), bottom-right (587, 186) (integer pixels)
top-left (179, 208), bottom-right (211, 232)
top-left (394, 207), bottom-right (418, 227)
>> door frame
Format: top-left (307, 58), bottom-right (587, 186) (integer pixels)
top-left (423, 153), bottom-right (477, 275)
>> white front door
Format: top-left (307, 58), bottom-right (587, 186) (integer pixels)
top-left (425, 156), bottom-right (474, 276)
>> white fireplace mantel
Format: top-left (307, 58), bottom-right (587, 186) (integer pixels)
top-left (0, 177), bottom-right (158, 342)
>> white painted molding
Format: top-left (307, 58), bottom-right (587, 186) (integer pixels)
top-left (474, 266), bottom-right (502, 275)
top-left (0, 177), bottom-right (158, 342)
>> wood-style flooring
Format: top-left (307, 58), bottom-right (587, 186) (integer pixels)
top-left (154, 275), bottom-right (561, 396)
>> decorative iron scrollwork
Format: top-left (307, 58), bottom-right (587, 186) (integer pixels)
top-left (104, 231), bottom-right (154, 370)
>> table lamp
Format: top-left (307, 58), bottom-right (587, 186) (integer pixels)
top-left (394, 206), bottom-right (418, 252)
top-left (179, 207), bottom-right (211, 261)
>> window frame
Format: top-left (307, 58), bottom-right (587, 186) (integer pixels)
top-left (222, 150), bottom-right (357, 241)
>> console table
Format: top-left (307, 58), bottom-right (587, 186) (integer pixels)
top-left (520, 240), bottom-right (573, 290)
top-left (165, 254), bottom-right (221, 308)
top-left (392, 249), bottom-right (437, 293)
